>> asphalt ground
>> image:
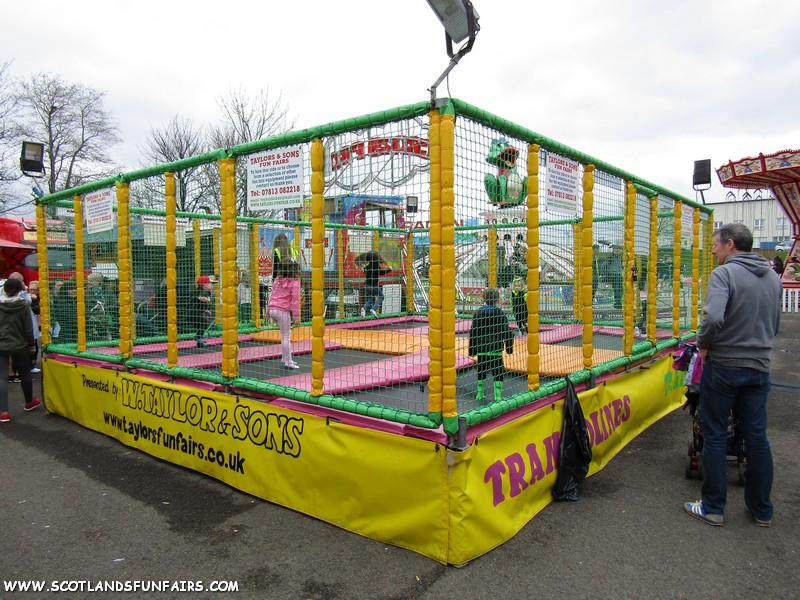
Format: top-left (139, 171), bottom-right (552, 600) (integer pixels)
top-left (1, 314), bottom-right (799, 600)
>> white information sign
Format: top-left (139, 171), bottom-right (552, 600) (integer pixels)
top-left (247, 146), bottom-right (305, 211)
top-left (545, 153), bottom-right (582, 216)
top-left (84, 188), bottom-right (115, 234)
top-left (681, 207), bottom-right (694, 236)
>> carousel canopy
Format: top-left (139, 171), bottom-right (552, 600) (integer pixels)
top-left (717, 149), bottom-right (800, 240)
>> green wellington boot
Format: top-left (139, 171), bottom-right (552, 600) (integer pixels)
top-left (493, 381), bottom-right (504, 402)
top-left (476, 380), bottom-right (486, 403)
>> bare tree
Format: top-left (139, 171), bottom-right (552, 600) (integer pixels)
top-left (0, 61), bottom-right (20, 208)
top-left (136, 114), bottom-right (207, 211)
top-left (14, 72), bottom-right (122, 194)
top-left (203, 87), bottom-right (296, 216)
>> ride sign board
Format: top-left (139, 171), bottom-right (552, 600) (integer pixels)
top-left (247, 146), bottom-right (305, 211)
top-left (84, 188), bottom-right (115, 234)
top-left (544, 153), bottom-right (581, 216)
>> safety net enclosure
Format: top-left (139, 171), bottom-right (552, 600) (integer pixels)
top-left (34, 98), bottom-right (714, 439)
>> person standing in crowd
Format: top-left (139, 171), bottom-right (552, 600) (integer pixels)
top-left (27, 280), bottom-right (41, 372)
top-left (0, 277), bottom-right (42, 423)
top-left (267, 259), bottom-right (301, 370)
top-left (772, 255), bottom-right (784, 277)
top-left (684, 223), bottom-right (782, 527)
top-left (468, 287), bottom-right (514, 404)
top-left (193, 276), bottom-right (215, 348)
top-left (6, 273), bottom-right (35, 382)
top-left (591, 244), bottom-right (601, 302)
top-left (356, 251), bottom-right (391, 317)
top-left (510, 276), bottom-right (528, 335)
top-left (605, 245), bottom-right (624, 309)
top-left (86, 273), bottom-right (111, 340)
top-left (52, 280), bottom-right (78, 344)
top-left (49, 279), bottom-right (64, 340)
top-left (238, 271), bottom-right (253, 324)
top-left (634, 260), bottom-right (648, 339)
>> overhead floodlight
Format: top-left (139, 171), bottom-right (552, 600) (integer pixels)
top-left (426, 0), bottom-right (480, 58)
top-left (693, 158), bottom-right (711, 204)
top-left (427, 0), bottom-right (480, 103)
top-left (20, 141), bottom-right (45, 177)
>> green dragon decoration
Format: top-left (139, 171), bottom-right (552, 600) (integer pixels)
top-left (484, 138), bottom-right (528, 207)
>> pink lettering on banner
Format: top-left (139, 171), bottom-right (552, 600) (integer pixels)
top-left (484, 394), bottom-right (634, 507)
top-left (585, 394), bottom-right (631, 447)
top-left (484, 432), bottom-right (561, 507)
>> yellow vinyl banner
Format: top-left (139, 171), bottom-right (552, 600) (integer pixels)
top-left (43, 350), bottom-right (685, 566)
top-left (43, 359), bottom-right (450, 563)
top-left (446, 354), bottom-right (685, 564)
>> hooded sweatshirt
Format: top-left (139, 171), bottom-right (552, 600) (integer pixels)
top-left (0, 291), bottom-right (35, 354)
top-left (696, 252), bottom-right (782, 371)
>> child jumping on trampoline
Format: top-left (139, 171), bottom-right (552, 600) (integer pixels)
top-left (468, 287), bottom-right (514, 403)
top-left (356, 251), bottom-right (391, 317)
top-left (267, 258), bottom-right (301, 370)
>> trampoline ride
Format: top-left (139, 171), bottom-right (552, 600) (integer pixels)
top-left (35, 98), bottom-right (713, 564)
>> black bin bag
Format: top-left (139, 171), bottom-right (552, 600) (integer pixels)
top-left (552, 378), bottom-right (592, 501)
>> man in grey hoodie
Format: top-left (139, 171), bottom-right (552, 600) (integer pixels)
top-left (684, 223), bottom-right (782, 527)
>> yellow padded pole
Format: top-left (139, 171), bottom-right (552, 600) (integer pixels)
top-left (193, 219), bottom-right (201, 282)
top-left (691, 207), bottom-right (700, 332)
top-left (310, 140), bottom-right (326, 396)
top-left (165, 174), bottom-right (178, 367)
top-left (116, 182), bottom-right (133, 360)
top-left (249, 224), bottom-right (261, 328)
top-left (648, 194), bottom-right (659, 341)
top-left (623, 181), bottom-right (636, 355)
top-left (635, 254), bottom-right (643, 326)
top-left (427, 109), bottom-right (442, 419)
top-left (527, 143), bottom-right (540, 390)
top-left (74, 195), bottom-right (86, 352)
top-left (487, 227), bottom-right (497, 289)
top-left (581, 165), bottom-right (595, 371)
top-left (406, 232), bottom-right (415, 313)
top-left (440, 111), bottom-right (457, 425)
top-left (703, 217), bottom-right (712, 302)
top-left (219, 158), bottom-right (238, 378)
top-left (337, 228), bottom-right (345, 318)
top-left (35, 203), bottom-right (51, 346)
top-left (573, 222), bottom-right (582, 322)
top-left (672, 201), bottom-right (682, 338)
top-left (212, 227), bottom-right (221, 326)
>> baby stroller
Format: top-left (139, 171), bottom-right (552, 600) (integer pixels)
top-left (673, 343), bottom-right (746, 484)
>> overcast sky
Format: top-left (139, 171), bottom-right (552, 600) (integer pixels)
top-left (3, 0), bottom-right (800, 210)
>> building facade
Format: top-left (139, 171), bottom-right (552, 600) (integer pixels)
top-left (708, 191), bottom-right (793, 250)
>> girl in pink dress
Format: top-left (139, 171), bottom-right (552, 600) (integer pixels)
top-left (267, 259), bottom-right (301, 369)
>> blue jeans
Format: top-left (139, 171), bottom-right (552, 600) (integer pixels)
top-left (699, 361), bottom-right (773, 520)
top-left (363, 285), bottom-right (383, 313)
